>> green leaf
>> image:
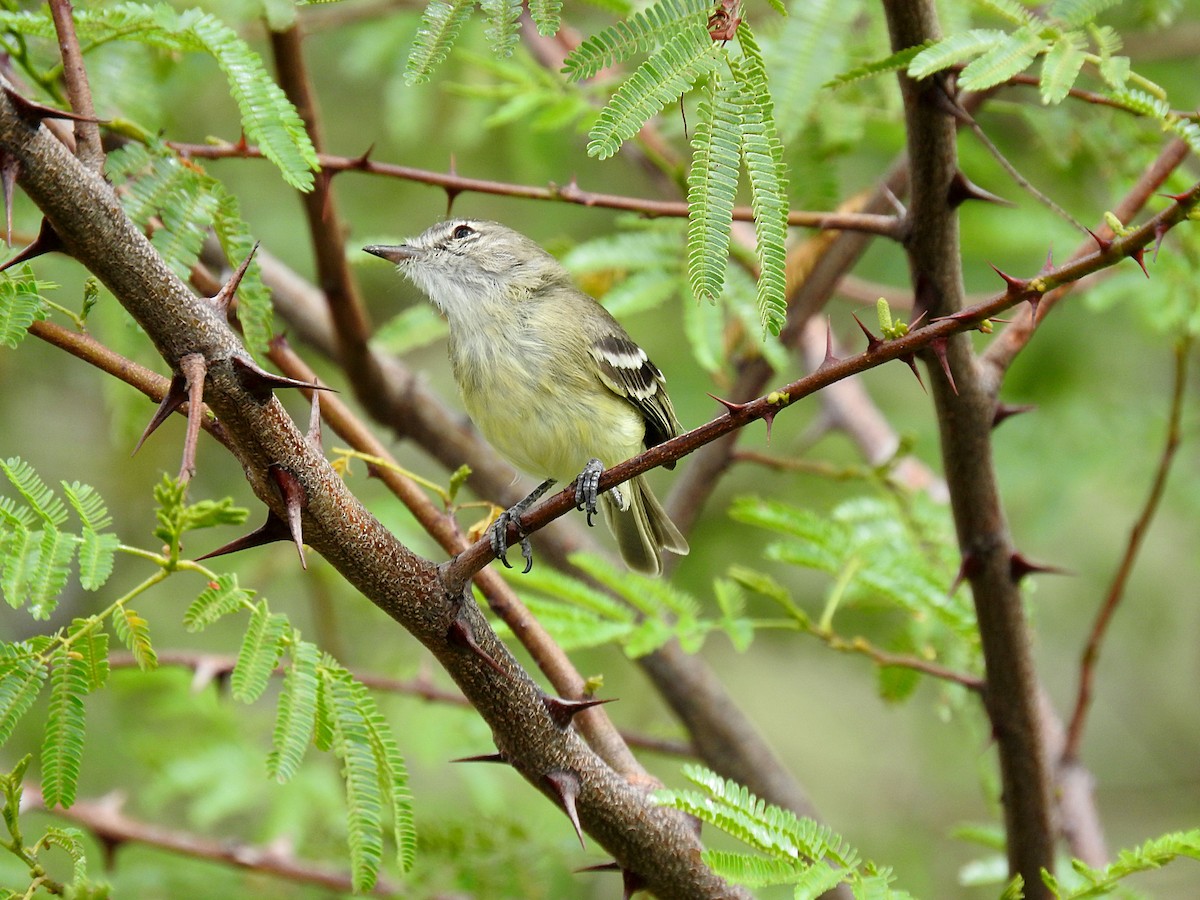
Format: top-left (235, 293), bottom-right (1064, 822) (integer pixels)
top-left (0, 646), bottom-right (48, 745)
top-left (1048, 0), bottom-right (1121, 28)
top-left (183, 573), bottom-right (254, 632)
top-left (958, 28), bottom-right (1049, 92)
top-left (69, 621), bottom-right (109, 693)
top-left (211, 190), bottom-right (274, 357)
top-left (587, 21), bottom-right (721, 160)
top-left (1038, 33), bottom-right (1087, 105)
top-left (267, 640), bottom-right (320, 783)
top-left (405, 0), bottom-right (475, 85)
top-left (908, 29), bottom-right (1008, 80)
top-left (529, 0), bottom-right (562, 36)
top-left (480, 0), bottom-right (522, 58)
top-left (63, 482), bottom-right (116, 592)
top-left (41, 825), bottom-right (89, 886)
top-left (41, 645), bottom-right (89, 808)
top-left (153, 475), bottom-right (249, 549)
top-left (563, 0), bottom-right (713, 80)
top-left (687, 72), bottom-right (738, 307)
top-left (976, 0), bottom-right (1037, 25)
top-left (1, 457), bottom-right (68, 526)
top-left (113, 606), bottom-right (157, 671)
top-left (372, 304), bottom-right (448, 356)
top-left (0, 520), bottom-right (36, 609)
top-left (767, 0), bottom-right (859, 141)
top-left (28, 526), bottom-right (79, 620)
top-left (0, 267), bottom-right (50, 349)
top-left (823, 42), bottom-right (934, 89)
top-left (701, 848), bottom-right (802, 886)
top-left (231, 602), bottom-right (289, 703)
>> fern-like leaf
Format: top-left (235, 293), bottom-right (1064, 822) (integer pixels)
top-left (267, 640), bottom-right (320, 783)
top-left (179, 11), bottom-right (318, 190)
top-left (480, 0), bottom-right (522, 58)
top-left (0, 520), bottom-right (35, 610)
top-left (823, 42), bottom-right (934, 89)
top-left (27, 525), bottom-right (77, 620)
top-left (212, 190), bottom-right (274, 356)
top-left (701, 849), bottom-right (803, 887)
top-left (62, 482), bottom-right (117, 591)
top-left (69, 620), bottom-right (109, 693)
top-left (733, 24), bottom-right (789, 335)
top-left (563, 0), bottom-right (713, 80)
top-left (1, 458), bottom-right (67, 527)
top-left (113, 606), bottom-right (156, 671)
top-left (1167, 117), bottom-right (1200, 157)
top-left (0, 267), bottom-right (49, 349)
top-left (184, 573), bottom-right (254, 632)
top-left (0, 645), bottom-right (48, 745)
top-left (528, 0), bottom-right (562, 37)
top-left (587, 21), bottom-right (720, 159)
top-left (41, 645), bottom-right (88, 808)
top-left (405, 0), bottom-right (474, 85)
top-left (908, 29), bottom-right (1008, 80)
top-left (958, 27), bottom-right (1049, 91)
top-left (1108, 89), bottom-right (1170, 119)
top-left (357, 680), bottom-right (416, 873)
top-left (231, 601), bottom-right (289, 703)
top-left (767, 0), bottom-right (859, 142)
top-left (1039, 32), bottom-right (1087, 105)
top-left (977, 0), bottom-right (1037, 25)
top-left (687, 72), bottom-right (738, 306)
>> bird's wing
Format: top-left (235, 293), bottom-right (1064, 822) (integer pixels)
top-left (589, 333), bottom-right (680, 452)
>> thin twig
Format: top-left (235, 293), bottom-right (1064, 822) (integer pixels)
top-left (47, 0), bottom-right (103, 169)
top-left (1063, 337), bottom-right (1191, 761)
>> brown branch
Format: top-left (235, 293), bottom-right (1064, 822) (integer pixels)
top-left (47, 0), bottom-right (103, 169)
top-left (0, 87), bottom-right (744, 900)
top-left (1063, 337), bottom-right (1191, 761)
top-left (168, 140), bottom-right (904, 238)
top-left (25, 785), bottom-right (401, 896)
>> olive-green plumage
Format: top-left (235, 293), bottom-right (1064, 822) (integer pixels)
top-left (366, 220), bottom-right (688, 574)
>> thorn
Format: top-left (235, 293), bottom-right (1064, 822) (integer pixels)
top-left (544, 770), bottom-right (585, 849)
top-left (229, 355), bottom-right (337, 403)
top-left (950, 551), bottom-right (982, 595)
top-left (1010, 552), bottom-right (1070, 582)
top-left (541, 693), bottom-right (617, 730)
top-left (947, 170), bottom-right (1012, 208)
top-left (1158, 190), bottom-right (1191, 204)
top-left (133, 374), bottom-right (188, 455)
top-left (197, 510), bottom-right (293, 561)
top-left (1129, 246), bottom-right (1150, 278)
top-left (762, 407), bottom-right (778, 444)
top-left (1040, 249), bottom-right (1054, 275)
top-left (1086, 229), bottom-right (1112, 254)
top-left (819, 318), bottom-right (839, 368)
top-left (930, 78), bottom-right (973, 123)
top-left (707, 392), bottom-right (749, 416)
top-left (269, 465), bottom-right (307, 568)
top-left (909, 309), bottom-right (930, 331)
top-left (1, 84), bottom-right (105, 125)
top-left (1153, 223), bottom-right (1168, 262)
top-left (211, 242), bottom-right (260, 314)
top-left (851, 313), bottom-right (882, 353)
top-left (350, 143), bottom-right (374, 170)
top-left (899, 354), bottom-right (926, 393)
top-left (450, 752), bottom-right (508, 764)
top-left (1026, 293), bottom-right (1041, 323)
top-left (444, 154), bottom-right (461, 217)
top-left (177, 353), bottom-right (208, 483)
top-left (0, 218), bottom-right (65, 273)
top-left (447, 611), bottom-right (510, 679)
top-left (307, 388), bottom-right (323, 451)
top-left (992, 402), bottom-right (1035, 429)
top-left (929, 337), bottom-right (957, 395)
top-left (988, 264), bottom-right (1029, 297)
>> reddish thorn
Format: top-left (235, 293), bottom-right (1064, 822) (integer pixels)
top-left (576, 863), bottom-right (646, 899)
top-left (447, 612), bottom-right (510, 679)
top-left (900, 354), bottom-right (926, 393)
top-left (931, 80), bottom-right (973, 123)
top-left (351, 143), bottom-right (374, 170)
top-left (177, 353), bottom-right (208, 483)
top-left (851, 313), bottom-right (882, 353)
top-left (1026, 293), bottom-right (1041, 323)
top-left (234, 132), bottom-right (249, 153)
top-left (762, 408), bottom-right (777, 444)
top-left (269, 465), bottom-right (308, 569)
top-left (1153, 223), bottom-right (1168, 262)
top-left (929, 337), bottom-right (957, 395)
top-left (447, 153), bottom-right (457, 177)
top-left (987, 263), bottom-right (1028, 296)
top-left (544, 770), bottom-right (585, 849)
top-left (1158, 190), bottom-right (1191, 204)
top-left (1010, 552), bottom-right (1070, 582)
top-left (949, 551), bottom-right (983, 595)
top-left (820, 318), bottom-right (839, 368)
top-left (0, 218), bottom-right (65, 273)
top-left (133, 374), bottom-right (188, 455)
top-left (707, 392), bottom-right (749, 415)
top-left (541, 694), bottom-right (617, 730)
top-left (992, 402), bottom-right (1035, 429)
top-left (229, 355), bottom-right (337, 403)
top-left (211, 243), bottom-right (260, 314)
top-left (1040, 249), bottom-right (1054, 275)
top-left (1130, 246), bottom-right (1150, 278)
top-left (909, 309), bottom-right (929, 330)
top-left (1, 85), bottom-right (104, 125)
top-left (197, 510), bottom-right (293, 562)
top-left (947, 170), bottom-right (1012, 208)
top-left (450, 752), bottom-right (508, 764)
top-left (1086, 228), bottom-right (1113, 254)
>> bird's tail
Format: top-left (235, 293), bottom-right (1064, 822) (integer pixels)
top-left (601, 475), bottom-right (689, 576)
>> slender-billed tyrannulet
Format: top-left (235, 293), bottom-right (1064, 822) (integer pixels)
top-left (364, 220), bottom-right (689, 575)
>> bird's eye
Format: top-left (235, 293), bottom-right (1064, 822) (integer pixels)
top-left (452, 224), bottom-right (475, 240)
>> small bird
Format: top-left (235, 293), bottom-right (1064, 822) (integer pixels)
top-left (365, 220), bottom-right (689, 575)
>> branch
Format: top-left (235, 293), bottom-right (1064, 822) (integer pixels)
top-left (47, 0), bottom-right (103, 169)
top-left (0, 88), bottom-right (743, 900)
top-left (24, 785), bottom-right (401, 896)
top-left (168, 140), bottom-right (903, 237)
top-left (1063, 337), bottom-right (1191, 761)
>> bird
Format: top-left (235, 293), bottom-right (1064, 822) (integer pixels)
top-left (365, 219), bottom-right (689, 575)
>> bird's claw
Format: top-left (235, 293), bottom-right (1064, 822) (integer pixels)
top-left (574, 458), bottom-right (604, 527)
top-left (489, 509), bottom-right (535, 574)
